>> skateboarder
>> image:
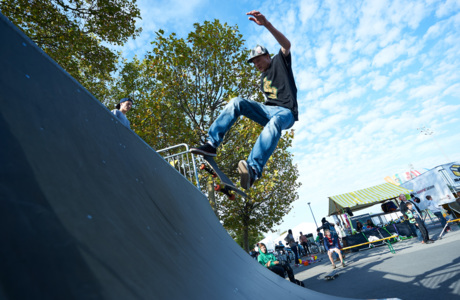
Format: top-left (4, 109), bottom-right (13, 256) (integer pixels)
top-left (190, 10), bottom-right (298, 190)
top-left (323, 229), bottom-right (345, 269)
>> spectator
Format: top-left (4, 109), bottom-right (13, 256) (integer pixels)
top-left (257, 243), bottom-right (304, 287)
top-left (400, 193), bottom-right (422, 215)
top-left (399, 193), bottom-right (423, 240)
top-left (299, 232), bottom-right (310, 255)
top-left (426, 195), bottom-right (451, 232)
top-left (274, 241), bottom-right (285, 256)
top-left (322, 217), bottom-right (338, 236)
top-left (316, 228), bottom-right (324, 243)
top-left (323, 229), bottom-right (345, 269)
top-left (405, 202), bottom-right (433, 244)
top-left (284, 229), bottom-right (300, 267)
top-left (366, 219), bottom-right (376, 229)
top-left (111, 98), bottom-right (133, 128)
top-left (249, 248), bottom-right (259, 260)
top-left (336, 222), bottom-right (346, 238)
top-left (355, 221), bottom-right (363, 232)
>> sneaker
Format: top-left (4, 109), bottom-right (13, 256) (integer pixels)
top-left (190, 143), bottom-right (217, 157)
top-left (332, 264), bottom-right (336, 269)
top-left (295, 279), bottom-right (305, 287)
top-left (342, 262), bottom-right (346, 267)
top-left (238, 160), bottom-right (256, 190)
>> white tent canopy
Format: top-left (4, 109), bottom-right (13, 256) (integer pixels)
top-left (328, 182), bottom-right (412, 216)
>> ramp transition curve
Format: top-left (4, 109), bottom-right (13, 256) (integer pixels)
top-left (0, 13), bottom-right (354, 300)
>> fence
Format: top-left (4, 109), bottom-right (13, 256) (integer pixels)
top-left (157, 143), bottom-right (200, 189)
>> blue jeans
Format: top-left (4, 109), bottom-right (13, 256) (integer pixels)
top-left (434, 211), bottom-right (449, 229)
top-left (291, 245), bottom-right (299, 265)
top-left (207, 97), bottom-right (295, 177)
top-left (409, 223), bottom-right (422, 241)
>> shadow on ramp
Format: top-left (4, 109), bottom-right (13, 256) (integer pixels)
top-left (0, 13), bottom-right (357, 300)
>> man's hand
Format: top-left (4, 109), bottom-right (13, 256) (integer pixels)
top-left (246, 10), bottom-right (268, 26)
top-left (246, 10), bottom-right (291, 55)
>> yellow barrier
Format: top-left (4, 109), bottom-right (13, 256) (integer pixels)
top-left (341, 235), bottom-right (398, 254)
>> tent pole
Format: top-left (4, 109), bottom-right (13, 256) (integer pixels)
top-left (332, 200), bottom-right (341, 216)
top-left (338, 212), bottom-right (345, 226)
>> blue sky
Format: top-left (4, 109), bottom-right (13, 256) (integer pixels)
top-left (117, 0), bottom-right (460, 234)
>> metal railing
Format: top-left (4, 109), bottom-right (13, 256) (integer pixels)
top-left (157, 143), bottom-right (200, 189)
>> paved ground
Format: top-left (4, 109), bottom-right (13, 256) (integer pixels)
top-left (292, 222), bottom-right (460, 300)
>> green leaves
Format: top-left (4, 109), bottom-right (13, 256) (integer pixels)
top-left (1, 0), bottom-right (141, 101)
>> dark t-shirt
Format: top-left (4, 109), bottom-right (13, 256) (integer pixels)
top-left (260, 49), bottom-right (298, 121)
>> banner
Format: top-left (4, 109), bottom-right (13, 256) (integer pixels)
top-left (384, 170), bottom-right (421, 185)
top-left (439, 162), bottom-right (460, 188)
top-left (401, 169), bottom-right (455, 209)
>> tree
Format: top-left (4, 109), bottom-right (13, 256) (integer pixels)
top-left (111, 19), bottom-right (301, 252)
top-left (1, 0), bottom-right (141, 101)
top-left (230, 228), bottom-right (264, 251)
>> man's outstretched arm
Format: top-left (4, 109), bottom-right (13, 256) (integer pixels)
top-left (247, 10), bottom-right (291, 56)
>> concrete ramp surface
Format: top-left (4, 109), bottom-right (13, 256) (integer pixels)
top-left (0, 13), bottom-right (353, 299)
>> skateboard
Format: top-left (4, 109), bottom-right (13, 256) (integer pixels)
top-left (200, 163), bottom-right (236, 200)
top-left (324, 269), bottom-right (340, 280)
top-left (199, 155), bottom-right (247, 199)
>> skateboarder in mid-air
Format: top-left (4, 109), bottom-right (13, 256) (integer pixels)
top-left (190, 10), bottom-right (298, 190)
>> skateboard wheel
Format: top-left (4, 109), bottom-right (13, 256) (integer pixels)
top-left (215, 185), bottom-right (221, 191)
top-left (200, 163), bottom-right (206, 170)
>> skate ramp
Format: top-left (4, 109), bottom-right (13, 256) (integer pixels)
top-left (0, 13), bottom-right (352, 299)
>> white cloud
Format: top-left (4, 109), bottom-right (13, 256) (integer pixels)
top-left (371, 74), bottom-right (389, 91)
top-left (296, 70), bottom-right (323, 91)
top-left (436, 0), bottom-right (460, 18)
top-left (443, 83), bottom-right (460, 96)
top-left (356, 0), bottom-right (389, 40)
top-left (389, 78), bottom-right (407, 92)
top-left (348, 58), bottom-right (370, 76)
top-left (314, 41), bottom-right (331, 69)
top-left (330, 39), bottom-right (354, 65)
top-left (372, 40), bottom-right (409, 67)
top-left (378, 27), bottom-right (401, 47)
top-left (409, 83), bottom-right (446, 100)
top-left (299, 0), bottom-right (319, 24)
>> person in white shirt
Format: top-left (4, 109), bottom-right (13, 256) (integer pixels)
top-left (426, 195), bottom-right (451, 232)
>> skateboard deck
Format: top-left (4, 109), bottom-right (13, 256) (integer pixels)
top-left (324, 269), bottom-right (340, 280)
top-left (201, 155), bottom-right (247, 198)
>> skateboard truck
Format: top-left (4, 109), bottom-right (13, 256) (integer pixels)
top-left (200, 163), bottom-right (217, 178)
top-left (194, 155), bottom-right (247, 199)
top-left (199, 163), bottom-right (236, 200)
top-left (215, 184), bottom-right (236, 200)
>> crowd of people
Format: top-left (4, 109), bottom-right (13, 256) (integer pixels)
top-left (250, 219), bottom-right (349, 282)
top-left (250, 192), bottom-right (458, 286)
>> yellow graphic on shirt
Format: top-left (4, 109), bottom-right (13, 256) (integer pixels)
top-left (263, 77), bottom-right (278, 99)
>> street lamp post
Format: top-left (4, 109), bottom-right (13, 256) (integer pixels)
top-left (307, 202), bottom-right (319, 229)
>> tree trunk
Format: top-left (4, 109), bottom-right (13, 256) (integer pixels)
top-left (207, 180), bottom-right (218, 216)
top-left (243, 219), bottom-right (249, 253)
